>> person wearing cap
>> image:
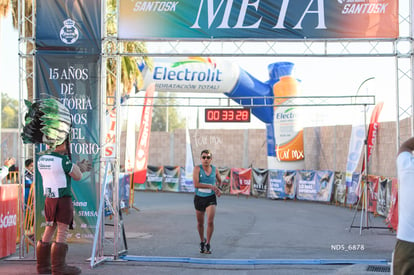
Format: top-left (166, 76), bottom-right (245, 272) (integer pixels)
top-left (393, 137), bottom-right (414, 274)
top-left (0, 157), bottom-right (16, 181)
top-left (193, 149), bottom-right (222, 254)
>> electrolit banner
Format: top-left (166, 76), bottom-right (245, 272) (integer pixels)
top-left (268, 62), bottom-right (304, 162)
top-left (119, 0), bottom-right (398, 39)
top-left (36, 0), bottom-right (101, 53)
top-left (141, 57), bottom-right (273, 124)
top-left (142, 57), bottom-right (240, 94)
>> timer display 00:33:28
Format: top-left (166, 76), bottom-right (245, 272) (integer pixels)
top-left (205, 108), bottom-right (251, 122)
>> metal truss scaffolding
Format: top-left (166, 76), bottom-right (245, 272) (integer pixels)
top-left (17, 0), bottom-right (413, 263)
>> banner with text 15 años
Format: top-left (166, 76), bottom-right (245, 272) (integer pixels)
top-left (35, 53), bottom-right (101, 242)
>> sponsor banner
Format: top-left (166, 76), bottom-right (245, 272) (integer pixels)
top-left (332, 172), bottom-right (346, 205)
top-left (252, 168), bottom-right (269, 198)
top-left (35, 53), bottom-right (101, 242)
top-left (267, 169), bottom-right (296, 200)
top-left (367, 175), bottom-right (379, 214)
top-left (142, 57), bottom-right (240, 94)
top-left (103, 171), bottom-right (131, 216)
top-left (230, 168), bottom-right (251, 196)
top-left (0, 184), bottom-right (18, 258)
top-left (103, 108), bottom-right (117, 158)
top-left (218, 167), bottom-right (231, 194)
top-left (251, 168), bottom-right (268, 198)
top-left (270, 62), bottom-right (304, 162)
top-left (179, 167), bottom-right (192, 192)
top-left (145, 165), bottom-right (163, 191)
top-left (296, 170), bottom-right (333, 201)
top-left (162, 166), bottom-right (181, 192)
top-left (377, 177), bottom-right (392, 217)
top-left (36, 0), bottom-right (101, 53)
top-left (140, 57), bottom-right (274, 123)
top-left (119, 0), bottom-right (398, 39)
top-left (346, 172), bottom-right (360, 205)
top-left (133, 84), bottom-right (155, 184)
top-left (385, 178), bottom-right (398, 231)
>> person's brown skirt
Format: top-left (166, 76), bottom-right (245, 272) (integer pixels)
top-left (44, 196), bottom-right (73, 228)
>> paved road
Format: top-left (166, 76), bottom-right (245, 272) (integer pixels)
top-left (1, 191), bottom-right (396, 274)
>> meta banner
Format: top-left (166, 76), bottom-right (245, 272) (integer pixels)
top-left (35, 53), bottom-right (101, 242)
top-left (36, 0), bottom-right (101, 53)
top-left (119, 0), bottom-right (398, 39)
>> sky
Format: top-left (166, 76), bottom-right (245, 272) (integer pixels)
top-left (0, 7), bottom-right (409, 130)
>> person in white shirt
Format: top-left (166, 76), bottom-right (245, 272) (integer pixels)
top-left (0, 157), bottom-right (16, 181)
top-left (394, 137), bottom-right (414, 275)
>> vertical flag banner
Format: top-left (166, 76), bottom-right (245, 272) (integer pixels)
top-left (345, 124), bottom-right (365, 187)
top-left (103, 108), bottom-right (117, 158)
top-left (35, 0), bottom-right (101, 242)
top-left (362, 102), bottom-right (384, 174)
top-left (119, 0), bottom-right (398, 39)
top-left (35, 53), bottom-right (101, 242)
top-left (133, 84), bottom-right (155, 184)
top-left (183, 127), bottom-right (195, 192)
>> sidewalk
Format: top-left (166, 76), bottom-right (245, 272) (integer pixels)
top-left (1, 191), bottom-right (395, 274)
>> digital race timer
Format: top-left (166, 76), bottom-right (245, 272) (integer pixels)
top-left (205, 108), bottom-right (251, 123)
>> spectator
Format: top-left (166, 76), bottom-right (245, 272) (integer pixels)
top-left (0, 157), bottom-right (16, 181)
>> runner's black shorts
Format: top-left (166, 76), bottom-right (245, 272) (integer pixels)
top-left (194, 194), bottom-right (217, 212)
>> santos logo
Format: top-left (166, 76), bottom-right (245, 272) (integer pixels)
top-left (60, 18), bottom-right (79, 45)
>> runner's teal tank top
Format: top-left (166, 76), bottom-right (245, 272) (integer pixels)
top-left (195, 165), bottom-right (216, 197)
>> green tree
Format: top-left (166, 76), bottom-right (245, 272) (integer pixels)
top-left (105, 0), bottom-right (153, 107)
top-left (151, 93), bottom-right (186, 132)
top-left (1, 93), bottom-right (18, 128)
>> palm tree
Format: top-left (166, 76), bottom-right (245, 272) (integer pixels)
top-left (105, 0), bottom-right (153, 107)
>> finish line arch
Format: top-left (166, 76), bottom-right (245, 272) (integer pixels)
top-left (15, 0), bottom-right (412, 267)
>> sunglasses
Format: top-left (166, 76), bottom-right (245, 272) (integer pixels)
top-left (202, 156), bottom-right (211, 160)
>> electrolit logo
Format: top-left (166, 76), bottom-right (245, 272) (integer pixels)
top-left (275, 108), bottom-right (296, 120)
top-left (144, 57), bottom-right (240, 93)
top-left (153, 57), bottom-right (223, 82)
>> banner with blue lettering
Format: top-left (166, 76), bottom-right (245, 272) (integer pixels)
top-left (119, 0), bottom-right (398, 39)
top-left (34, 53), bottom-right (101, 242)
top-left (267, 169), bottom-right (284, 199)
top-left (36, 0), bottom-right (101, 53)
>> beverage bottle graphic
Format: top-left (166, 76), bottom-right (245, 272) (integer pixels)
top-left (269, 62), bottom-right (304, 162)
